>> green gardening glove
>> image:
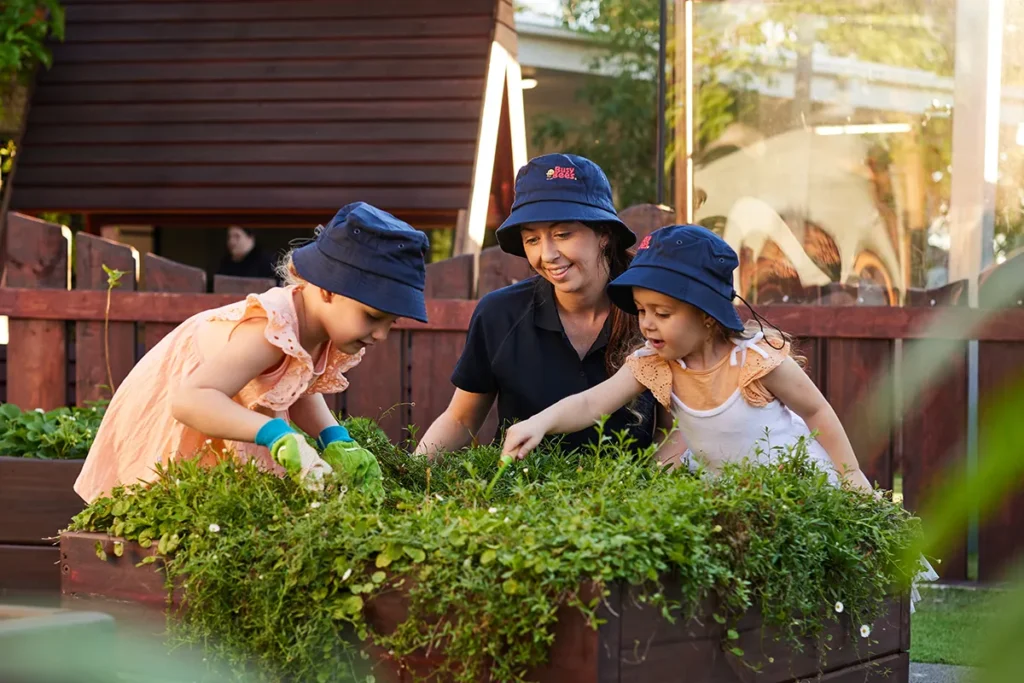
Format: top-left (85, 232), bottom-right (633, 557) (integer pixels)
top-left (256, 419), bottom-right (332, 490)
top-left (318, 426), bottom-right (385, 501)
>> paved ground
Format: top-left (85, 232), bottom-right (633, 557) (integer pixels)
top-left (910, 663), bottom-right (975, 683)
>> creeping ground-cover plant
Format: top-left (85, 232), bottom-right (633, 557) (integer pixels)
top-left (69, 418), bottom-right (923, 683)
top-left (0, 402), bottom-right (105, 460)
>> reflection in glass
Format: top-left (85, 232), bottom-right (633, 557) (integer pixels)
top-left (690, 1), bottom-right (958, 305)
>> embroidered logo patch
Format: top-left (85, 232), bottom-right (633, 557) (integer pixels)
top-left (637, 235), bottom-right (652, 250)
top-left (546, 166), bottom-right (577, 180)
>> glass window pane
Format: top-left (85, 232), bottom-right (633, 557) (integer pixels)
top-left (690, 1), bottom-right (957, 306)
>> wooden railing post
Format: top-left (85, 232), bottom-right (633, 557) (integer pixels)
top-left (901, 281), bottom-right (969, 581)
top-left (142, 254), bottom-right (206, 352)
top-left (408, 255), bottom-right (477, 440)
top-left (4, 213), bottom-right (68, 410)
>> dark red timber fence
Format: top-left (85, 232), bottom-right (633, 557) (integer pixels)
top-left (0, 213), bottom-right (1022, 591)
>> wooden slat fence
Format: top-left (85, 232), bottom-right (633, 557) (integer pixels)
top-left (2, 214), bottom-right (1023, 583)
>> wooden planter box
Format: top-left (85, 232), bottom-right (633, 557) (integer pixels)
top-left (0, 457), bottom-right (85, 594)
top-left (61, 532), bottom-right (910, 683)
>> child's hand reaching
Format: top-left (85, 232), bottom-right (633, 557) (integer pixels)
top-left (256, 419), bottom-right (333, 490)
top-left (501, 417), bottom-right (549, 460)
top-left (319, 433), bottom-right (385, 501)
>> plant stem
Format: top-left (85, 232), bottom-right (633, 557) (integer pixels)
top-left (104, 285), bottom-right (115, 395)
top-left (484, 455), bottom-right (514, 499)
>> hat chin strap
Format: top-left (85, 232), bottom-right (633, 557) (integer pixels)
top-left (735, 294), bottom-right (787, 351)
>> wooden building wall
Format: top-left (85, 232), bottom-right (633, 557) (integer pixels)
top-left (12, 0), bottom-right (512, 227)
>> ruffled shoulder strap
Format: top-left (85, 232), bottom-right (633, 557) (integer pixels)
top-left (625, 344), bottom-right (674, 408)
top-left (307, 346), bottom-right (364, 396)
top-left (731, 332), bottom-right (791, 407)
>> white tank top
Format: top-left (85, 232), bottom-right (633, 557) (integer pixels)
top-left (655, 335), bottom-right (838, 484)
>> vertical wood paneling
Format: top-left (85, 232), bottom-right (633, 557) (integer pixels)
top-left (142, 254), bottom-right (206, 352)
top-left (5, 214), bottom-right (68, 411)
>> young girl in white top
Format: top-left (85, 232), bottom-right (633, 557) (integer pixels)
top-left (501, 223), bottom-right (938, 606)
top-left (501, 223), bottom-right (869, 489)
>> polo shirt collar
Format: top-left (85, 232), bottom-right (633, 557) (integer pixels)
top-left (532, 278), bottom-right (612, 352)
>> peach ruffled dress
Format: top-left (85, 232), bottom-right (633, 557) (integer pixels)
top-left (74, 285), bottom-right (363, 503)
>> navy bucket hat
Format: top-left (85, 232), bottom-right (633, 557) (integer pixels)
top-left (495, 153), bottom-right (636, 257)
top-left (292, 202), bottom-right (430, 323)
top-left (607, 224), bottom-right (744, 332)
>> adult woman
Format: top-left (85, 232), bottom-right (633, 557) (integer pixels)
top-left (415, 154), bottom-right (673, 457)
top-left (218, 225), bottom-right (278, 280)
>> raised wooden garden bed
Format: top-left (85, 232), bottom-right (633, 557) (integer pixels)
top-left (61, 531), bottom-right (910, 683)
top-left (0, 457), bottom-right (85, 594)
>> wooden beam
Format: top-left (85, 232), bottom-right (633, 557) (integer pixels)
top-left (0, 288), bottom-right (480, 331)
top-left (0, 288), bottom-right (1022, 340)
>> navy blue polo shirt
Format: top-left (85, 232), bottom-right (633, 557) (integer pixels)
top-left (451, 276), bottom-right (655, 452)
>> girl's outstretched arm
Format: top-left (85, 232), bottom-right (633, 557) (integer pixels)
top-left (760, 357), bottom-right (872, 491)
top-left (501, 365), bottom-right (646, 459)
top-left (653, 406), bottom-right (689, 468)
top-left (171, 318), bottom-right (285, 442)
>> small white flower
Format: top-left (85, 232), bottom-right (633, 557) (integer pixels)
top-left (35, 408), bottom-right (44, 414)
top-left (860, 624), bottom-right (871, 638)
top-left (208, 523), bottom-right (221, 533)
top-left (205, 439), bottom-right (212, 445)
top-left (834, 601), bottom-right (844, 614)
top-left (522, 468), bottom-right (529, 474)
top-left (504, 517), bottom-right (511, 523)
top-left (488, 507), bottom-right (498, 514)
top-left (434, 493), bottom-right (444, 501)
top-left (310, 501), bottom-right (322, 509)
top-left (342, 568), bottom-right (353, 581)
top-left (258, 574), bottom-right (264, 580)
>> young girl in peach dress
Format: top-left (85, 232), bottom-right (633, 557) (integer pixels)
top-left (74, 202), bottom-right (429, 503)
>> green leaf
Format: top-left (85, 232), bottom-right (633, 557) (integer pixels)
top-left (341, 595), bottom-right (364, 615)
top-left (405, 546), bottom-right (426, 563)
top-left (375, 553), bottom-right (391, 569)
top-left (729, 647), bottom-right (745, 657)
top-left (480, 549), bottom-right (497, 566)
top-left (94, 541), bottom-right (107, 562)
top-left (502, 578), bottom-right (520, 595)
top-left (112, 541), bottom-right (124, 558)
top-left (727, 629), bottom-right (739, 641)
top-left (371, 571), bottom-right (387, 584)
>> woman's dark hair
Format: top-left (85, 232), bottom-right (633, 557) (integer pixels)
top-left (229, 225), bottom-right (255, 239)
top-left (587, 222), bottom-right (644, 377)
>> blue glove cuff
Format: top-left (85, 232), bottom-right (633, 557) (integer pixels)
top-left (255, 419), bottom-right (295, 448)
top-left (317, 425), bottom-right (353, 449)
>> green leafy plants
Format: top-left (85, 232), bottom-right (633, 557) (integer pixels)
top-left (0, 402), bottom-right (104, 460)
top-left (69, 421), bottom-right (922, 683)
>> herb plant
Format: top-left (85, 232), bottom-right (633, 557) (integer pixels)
top-left (69, 419), bottom-right (923, 683)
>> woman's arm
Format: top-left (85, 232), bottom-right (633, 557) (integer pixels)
top-left (289, 393), bottom-right (339, 439)
top-left (652, 405), bottom-right (688, 468)
top-left (171, 318), bottom-right (285, 442)
top-left (760, 358), bottom-right (872, 491)
top-left (414, 389), bottom-right (497, 456)
top-left (502, 365), bottom-right (646, 458)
